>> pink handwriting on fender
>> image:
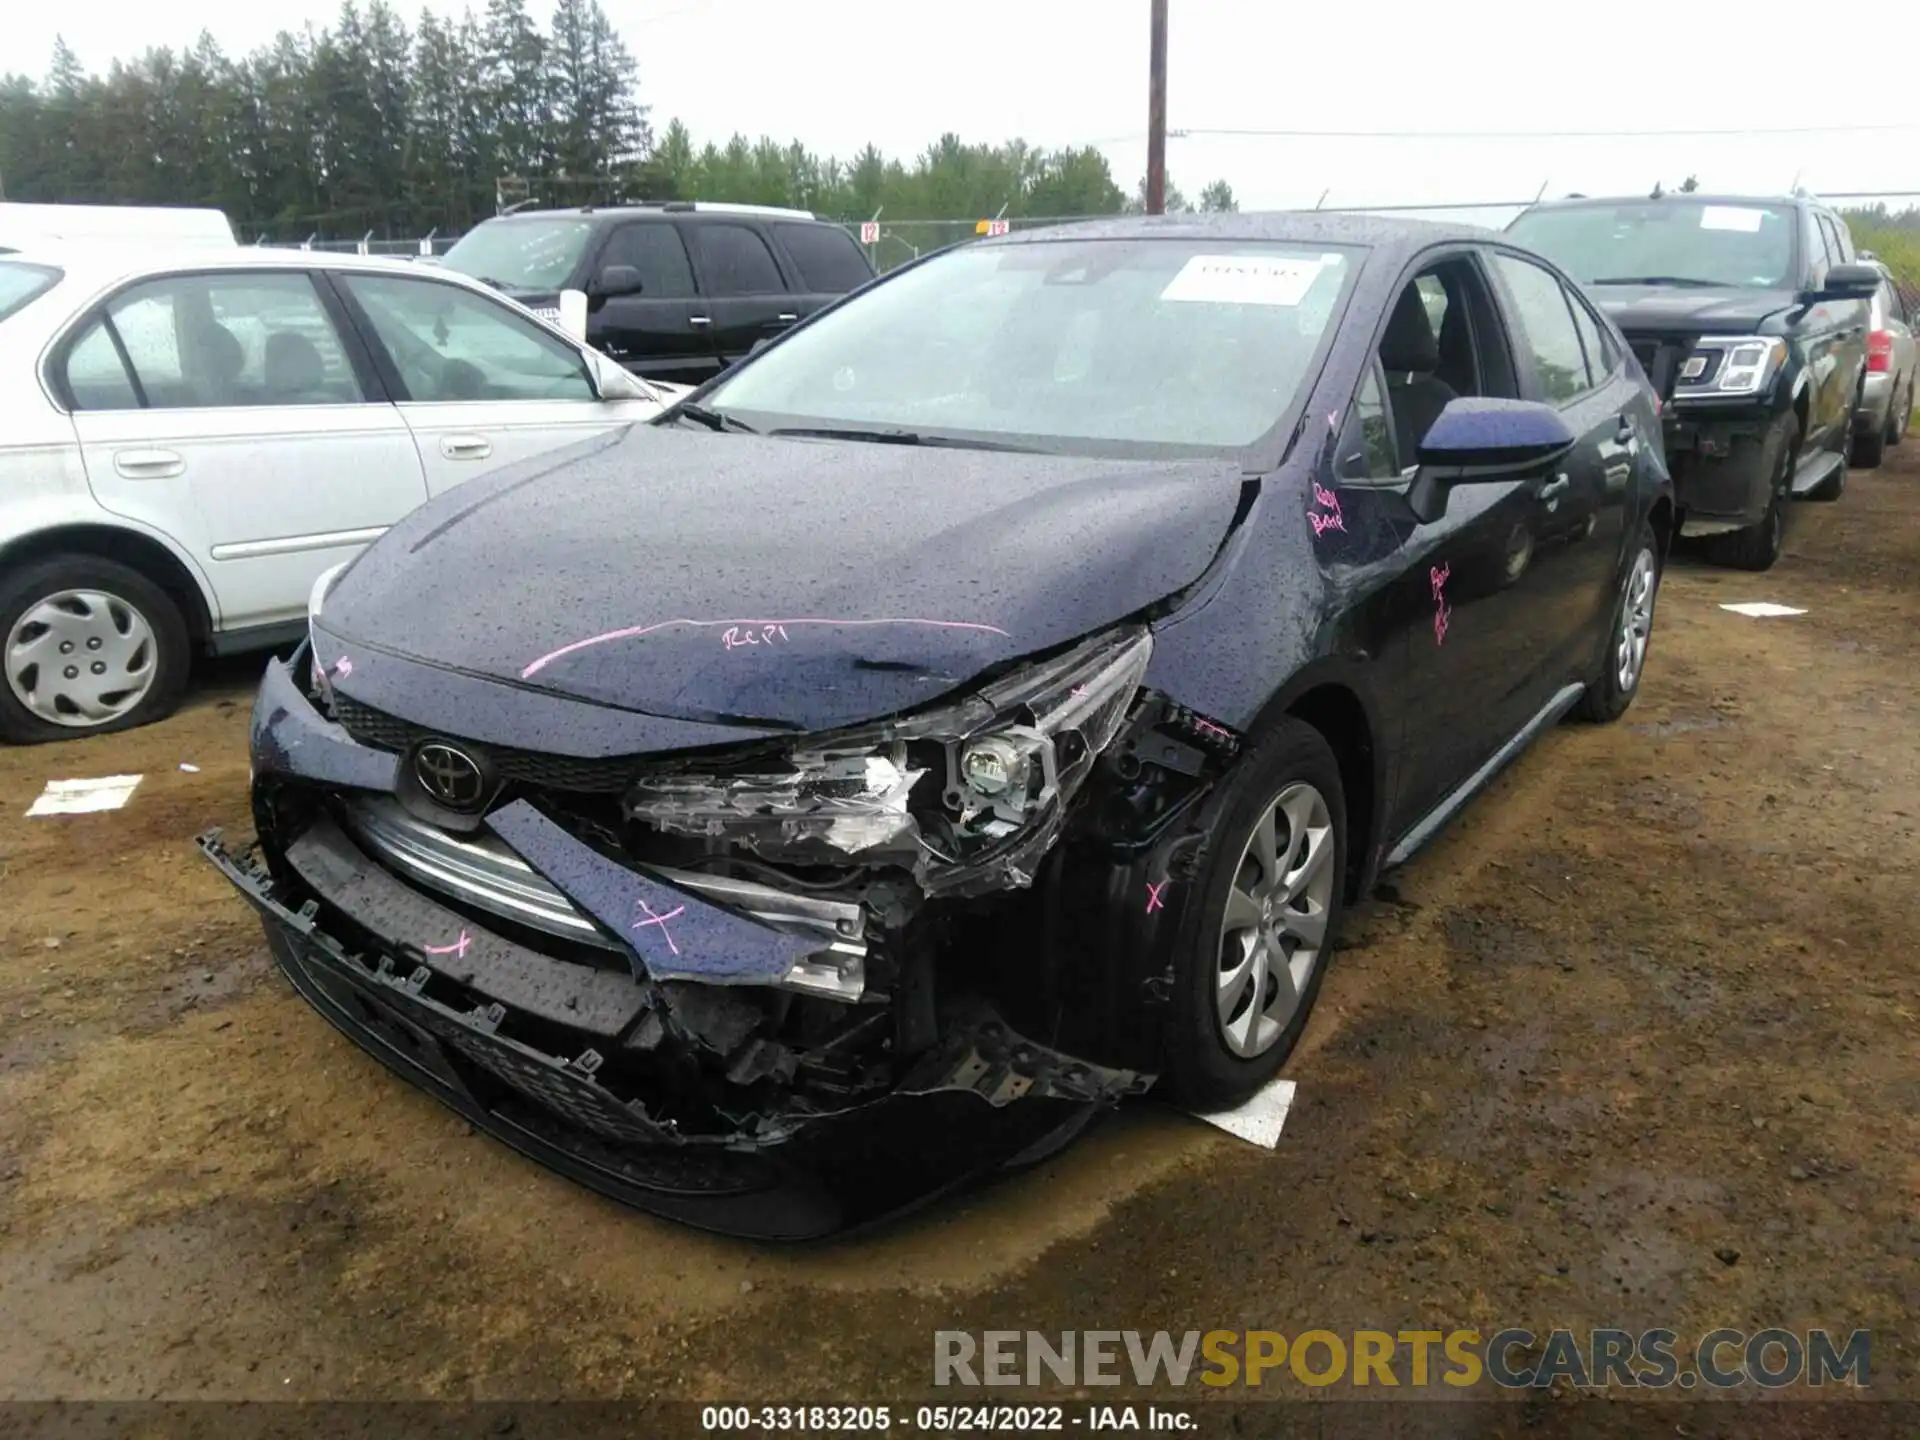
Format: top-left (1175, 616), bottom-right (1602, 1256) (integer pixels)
top-left (521, 616), bottom-right (1014, 678)
top-left (722, 624), bottom-right (790, 650)
top-left (1309, 481), bottom-right (1345, 537)
top-left (333, 656), bottom-right (353, 678)
top-left (631, 898), bottom-right (685, 956)
top-left (1191, 717), bottom-right (1232, 741)
top-left (1430, 563), bottom-right (1453, 645)
top-left (424, 929), bottom-right (471, 961)
top-left (1145, 880), bottom-right (1169, 914)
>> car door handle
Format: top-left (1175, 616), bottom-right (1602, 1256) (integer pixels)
top-left (1538, 475), bottom-right (1571, 503)
top-left (1614, 417), bottom-right (1636, 445)
top-left (775, 313), bottom-right (798, 323)
top-left (111, 448), bottom-right (184, 479)
top-left (688, 315), bottom-right (711, 327)
top-left (439, 434), bottom-right (492, 460)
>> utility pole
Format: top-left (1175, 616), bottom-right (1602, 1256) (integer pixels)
top-left (1146, 0), bottom-right (1168, 215)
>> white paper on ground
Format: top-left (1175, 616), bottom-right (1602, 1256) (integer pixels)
top-left (1191, 1076), bottom-right (1297, 1149)
top-left (1719, 602), bottom-right (1807, 618)
top-left (26, 774), bottom-right (144, 816)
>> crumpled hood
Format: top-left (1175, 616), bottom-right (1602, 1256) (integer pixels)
top-left (1588, 283), bottom-right (1794, 338)
top-left (319, 425), bottom-right (1248, 733)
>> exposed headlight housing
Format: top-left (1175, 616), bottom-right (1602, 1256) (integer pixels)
top-left (1673, 335), bottom-right (1787, 400)
top-left (623, 624), bottom-right (1155, 907)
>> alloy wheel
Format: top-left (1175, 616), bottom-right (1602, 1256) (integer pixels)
top-left (1215, 781), bottom-right (1336, 1059)
top-left (4, 589), bottom-right (158, 728)
top-left (1616, 548), bottom-right (1657, 694)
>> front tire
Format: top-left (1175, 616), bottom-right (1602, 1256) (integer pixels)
top-left (1162, 719), bottom-right (1346, 1110)
top-left (1708, 412), bottom-right (1796, 571)
top-left (1577, 522), bottom-right (1661, 723)
top-left (1889, 377), bottom-right (1912, 448)
top-left (0, 555), bottom-right (190, 744)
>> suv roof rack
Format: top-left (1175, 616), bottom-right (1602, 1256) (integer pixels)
top-left (611, 200), bottom-right (817, 221)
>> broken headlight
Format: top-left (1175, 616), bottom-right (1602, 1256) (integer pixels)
top-left (306, 560), bottom-right (353, 699)
top-left (623, 624), bottom-right (1154, 888)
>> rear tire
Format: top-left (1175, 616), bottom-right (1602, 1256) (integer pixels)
top-left (1708, 413), bottom-right (1795, 571)
top-left (1162, 719), bottom-right (1346, 1110)
top-left (1851, 427), bottom-right (1885, 471)
top-left (1577, 522), bottom-right (1661, 724)
top-left (0, 555), bottom-right (190, 744)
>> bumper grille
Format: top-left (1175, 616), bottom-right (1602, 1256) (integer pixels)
top-left (328, 693), bottom-right (643, 792)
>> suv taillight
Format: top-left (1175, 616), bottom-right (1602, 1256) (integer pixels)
top-left (1867, 329), bottom-right (1893, 373)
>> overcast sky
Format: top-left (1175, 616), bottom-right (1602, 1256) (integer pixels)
top-left (11, 0), bottom-right (1920, 217)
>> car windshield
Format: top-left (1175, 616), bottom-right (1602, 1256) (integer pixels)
top-left (0, 261), bottom-right (62, 321)
top-left (1506, 201), bottom-right (1796, 289)
top-left (439, 218), bottom-right (594, 292)
top-left (699, 238), bottom-right (1360, 456)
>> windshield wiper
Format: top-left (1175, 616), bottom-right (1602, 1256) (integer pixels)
top-left (673, 402), bottom-right (759, 434)
top-left (768, 426), bottom-right (1037, 452)
top-left (1589, 276), bottom-right (1725, 288)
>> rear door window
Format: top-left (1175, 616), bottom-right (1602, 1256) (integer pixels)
top-left (772, 223), bottom-right (873, 292)
top-left (689, 224), bottom-right (787, 298)
top-left (68, 271), bottom-right (367, 410)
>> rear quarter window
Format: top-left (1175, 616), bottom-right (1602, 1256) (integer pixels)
top-left (0, 262), bottom-right (62, 322)
top-left (772, 223), bottom-right (874, 293)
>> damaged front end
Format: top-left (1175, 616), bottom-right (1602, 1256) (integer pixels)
top-left (203, 623), bottom-right (1244, 1237)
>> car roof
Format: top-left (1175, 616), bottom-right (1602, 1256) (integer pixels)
top-left (1517, 193), bottom-right (1811, 214)
top-left (490, 202), bottom-right (822, 224)
top-left (987, 209), bottom-right (1498, 259)
top-left (0, 242), bottom-right (496, 292)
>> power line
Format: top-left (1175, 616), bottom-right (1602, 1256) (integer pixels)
top-left (1172, 123), bottom-right (1920, 141)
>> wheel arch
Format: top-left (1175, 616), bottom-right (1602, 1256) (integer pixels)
top-left (1229, 661), bottom-right (1387, 904)
top-left (0, 524), bottom-right (216, 651)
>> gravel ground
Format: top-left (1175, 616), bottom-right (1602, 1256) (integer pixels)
top-left (1, 445), bottom-right (1917, 1434)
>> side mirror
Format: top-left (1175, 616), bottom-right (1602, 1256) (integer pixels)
top-left (1805, 263), bottom-right (1880, 303)
top-left (1406, 397), bottom-right (1578, 524)
top-left (591, 264), bottom-right (644, 300)
top-left (587, 349), bottom-right (649, 401)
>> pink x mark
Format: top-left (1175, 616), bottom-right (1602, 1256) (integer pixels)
top-left (631, 899), bottom-right (685, 956)
top-left (424, 929), bottom-right (471, 960)
top-left (1145, 880), bottom-right (1169, 914)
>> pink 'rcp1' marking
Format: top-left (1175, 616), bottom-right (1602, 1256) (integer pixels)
top-left (1191, 717), bottom-right (1232, 741)
top-left (1145, 880), bottom-right (1169, 914)
top-left (1327, 409), bottom-right (1341, 430)
top-left (521, 616), bottom-right (1014, 678)
top-left (1309, 481), bottom-right (1345, 538)
top-left (423, 929), bottom-right (471, 961)
top-left (631, 899), bottom-right (685, 957)
top-left (333, 656), bottom-right (353, 678)
top-left (1430, 563), bottom-right (1453, 645)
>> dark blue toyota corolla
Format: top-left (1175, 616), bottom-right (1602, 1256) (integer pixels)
top-left (203, 213), bottom-right (1673, 1238)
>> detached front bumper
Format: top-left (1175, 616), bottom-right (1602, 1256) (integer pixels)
top-left (202, 651), bottom-right (1151, 1240)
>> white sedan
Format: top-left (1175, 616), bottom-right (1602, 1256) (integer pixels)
top-left (0, 245), bottom-right (676, 742)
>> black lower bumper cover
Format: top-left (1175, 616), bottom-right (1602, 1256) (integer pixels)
top-left (198, 828), bottom-right (1141, 1240)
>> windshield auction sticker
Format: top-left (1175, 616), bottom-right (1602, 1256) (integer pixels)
top-left (1159, 254), bottom-right (1324, 307)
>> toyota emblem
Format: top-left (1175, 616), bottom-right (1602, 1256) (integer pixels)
top-left (412, 742), bottom-right (490, 811)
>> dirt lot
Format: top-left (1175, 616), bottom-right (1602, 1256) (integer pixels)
top-left (2, 446), bottom-right (1917, 1425)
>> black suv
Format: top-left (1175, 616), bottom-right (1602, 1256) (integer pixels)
top-left (437, 202), bottom-right (877, 386)
top-left (1507, 192), bottom-right (1880, 570)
